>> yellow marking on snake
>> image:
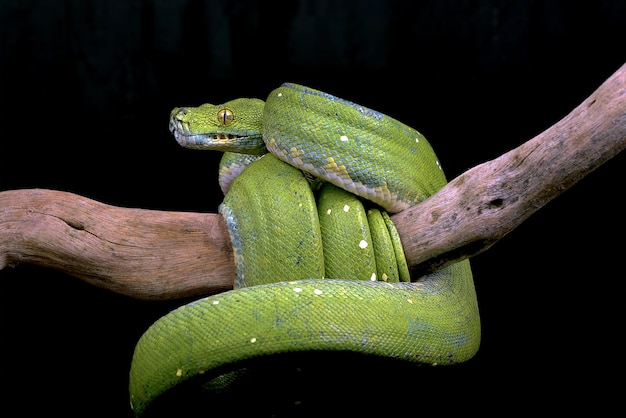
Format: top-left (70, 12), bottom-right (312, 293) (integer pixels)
top-left (322, 157), bottom-right (352, 181)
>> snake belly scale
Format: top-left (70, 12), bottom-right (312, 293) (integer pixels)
top-left (128, 83), bottom-right (480, 416)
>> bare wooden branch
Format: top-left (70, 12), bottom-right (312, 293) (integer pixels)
top-left (394, 61), bottom-right (626, 276)
top-left (0, 189), bottom-right (233, 300)
top-left (1, 63), bottom-right (624, 300)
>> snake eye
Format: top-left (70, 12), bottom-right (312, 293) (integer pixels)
top-left (217, 108), bottom-right (234, 125)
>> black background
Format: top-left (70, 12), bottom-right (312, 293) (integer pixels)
top-left (1, 1), bottom-right (625, 416)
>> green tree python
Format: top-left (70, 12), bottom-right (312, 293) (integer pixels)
top-left (129, 83), bottom-right (480, 415)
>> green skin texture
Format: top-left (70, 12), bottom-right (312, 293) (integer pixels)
top-left (129, 83), bottom-right (480, 416)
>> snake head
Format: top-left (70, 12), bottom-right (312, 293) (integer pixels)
top-left (169, 98), bottom-right (267, 155)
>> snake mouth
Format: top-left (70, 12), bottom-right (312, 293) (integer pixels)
top-left (169, 119), bottom-right (265, 152)
top-left (170, 119), bottom-right (238, 144)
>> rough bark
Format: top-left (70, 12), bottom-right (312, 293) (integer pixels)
top-left (395, 61), bottom-right (626, 276)
top-left (0, 190), bottom-right (233, 300)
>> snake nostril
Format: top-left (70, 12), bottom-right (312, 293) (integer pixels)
top-left (171, 107), bottom-right (187, 120)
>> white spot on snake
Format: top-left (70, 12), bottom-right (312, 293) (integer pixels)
top-left (293, 287), bottom-right (303, 293)
top-left (212, 300), bottom-right (219, 305)
top-left (176, 369), bottom-right (182, 377)
top-left (343, 205), bottom-right (350, 212)
top-left (382, 273), bottom-right (388, 281)
top-left (326, 208), bottom-right (332, 215)
top-left (340, 135), bottom-right (349, 142)
top-left (359, 240), bottom-right (368, 249)
top-left (436, 160), bottom-right (442, 169)
top-left (277, 93), bottom-right (283, 97)
top-left (250, 337), bottom-right (257, 343)
top-left (407, 299), bottom-right (413, 304)
top-left (314, 289), bottom-right (323, 295)
top-left (370, 273), bottom-right (376, 281)
top-left (415, 137), bottom-right (420, 143)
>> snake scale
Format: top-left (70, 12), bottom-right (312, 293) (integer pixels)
top-left (128, 83), bottom-right (480, 415)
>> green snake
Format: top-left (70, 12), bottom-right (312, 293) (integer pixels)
top-left (128, 83), bottom-right (480, 415)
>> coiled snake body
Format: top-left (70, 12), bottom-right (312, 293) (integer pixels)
top-left (129, 83), bottom-right (480, 415)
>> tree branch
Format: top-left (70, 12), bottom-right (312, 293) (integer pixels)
top-left (1, 63), bottom-right (624, 300)
top-left (395, 61), bottom-right (626, 276)
top-left (0, 190), bottom-right (233, 300)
